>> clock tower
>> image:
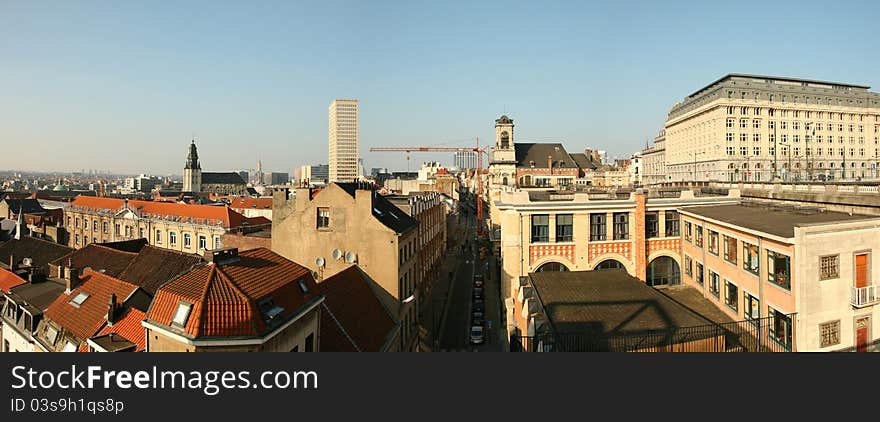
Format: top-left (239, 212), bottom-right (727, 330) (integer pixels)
top-left (489, 115), bottom-right (517, 188)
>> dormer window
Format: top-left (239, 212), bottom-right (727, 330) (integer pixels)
top-left (61, 341), bottom-right (77, 352)
top-left (69, 292), bottom-right (89, 307)
top-left (172, 301), bottom-right (193, 327)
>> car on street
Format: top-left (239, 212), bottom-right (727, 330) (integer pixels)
top-left (473, 274), bottom-right (484, 288)
top-left (470, 326), bottom-right (484, 345)
top-left (473, 298), bottom-right (484, 313)
top-left (473, 287), bottom-right (483, 299)
top-left (472, 311), bottom-right (484, 326)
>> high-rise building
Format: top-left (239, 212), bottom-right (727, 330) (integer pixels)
top-left (454, 150), bottom-right (479, 169)
top-left (329, 99), bottom-right (359, 182)
top-left (299, 164), bottom-right (329, 186)
top-left (665, 74), bottom-right (880, 182)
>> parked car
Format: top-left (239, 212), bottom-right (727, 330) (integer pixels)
top-left (470, 326), bottom-right (484, 345)
top-left (473, 274), bottom-right (484, 288)
top-left (472, 311), bottom-right (484, 326)
top-left (473, 287), bottom-right (483, 299)
top-left (472, 298), bottom-right (484, 313)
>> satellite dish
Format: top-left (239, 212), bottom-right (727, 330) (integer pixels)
top-left (315, 257), bottom-right (325, 268)
top-left (332, 248), bottom-right (343, 260)
top-left (344, 251), bottom-right (357, 264)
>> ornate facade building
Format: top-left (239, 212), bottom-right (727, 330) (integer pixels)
top-left (182, 141), bottom-right (248, 195)
top-left (665, 74), bottom-right (880, 182)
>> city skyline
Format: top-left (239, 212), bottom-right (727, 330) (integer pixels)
top-left (2, 1), bottom-right (879, 174)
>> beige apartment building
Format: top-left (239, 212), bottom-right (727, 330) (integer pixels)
top-left (495, 187), bottom-right (742, 340)
top-left (665, 74), bottom-right (880, 182)
top-left (680, 202), bottom-right (880, 352)
top-left (65, 196), bottom-right (267, 253)
top-left (272, 182), bottom-right (421, 351)
top-left (640, 129), bottom-right (667, 185)
top-left (329, 99), bottom-right (359, 182)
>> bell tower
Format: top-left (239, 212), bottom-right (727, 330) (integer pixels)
top-left (183, 140), bottom-right (202, 193)
top-left (489, 115), bottom-right (518, 188)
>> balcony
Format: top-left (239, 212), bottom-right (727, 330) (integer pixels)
top-left (851, 285), bottom-right (880, 308)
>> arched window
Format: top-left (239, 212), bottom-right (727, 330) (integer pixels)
top-left (536, 262), bottom-right (569, 272)
top-left (646, 256), bottom-right (680, 287)
top-left (500, 131), bottom-right (510, 149)
top-left (594, 260), bottom-right (625, 271)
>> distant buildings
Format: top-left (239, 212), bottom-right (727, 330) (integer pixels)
top-left (182, 141), bottom-right (248, 195)
top-left (64, 196), bottom-right (269, 252)
top-left (454, 150), bottom-right (479, 170)
top-left (300, 164), bottom-right (329, 186)
top-left (262, 171), bottom-right (289, 186)
top-left (328, 99), bottom-right (359, 182)
top-left (639, 130), bottom-right (667, 185)
top-left (665, 74), bottom-right (880, 182)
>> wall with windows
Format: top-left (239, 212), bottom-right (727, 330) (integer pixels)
top-left (795, 221), bottom-right (880, 352)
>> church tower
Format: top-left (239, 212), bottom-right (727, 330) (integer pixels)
top-left (489, 115), bottom-right (517, 187)
top-left (183, 140), bottom-right (202, 193)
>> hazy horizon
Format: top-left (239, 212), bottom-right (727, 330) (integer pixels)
top-left (3, 0), bottom-right (878, 174)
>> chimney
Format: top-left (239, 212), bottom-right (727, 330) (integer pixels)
top-left (548, 155), bottom-right (553, 175)
top-left (107, 293), bottom-right (117, 326)
top-left (8, 253), bottom-right (12, 270)
top-left (64, 267), bottom-right (77, 294)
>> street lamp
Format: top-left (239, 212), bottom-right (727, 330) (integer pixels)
top-left (691, 151), bottom-right (705, 183)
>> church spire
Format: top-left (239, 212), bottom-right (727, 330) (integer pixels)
top-left (185, 140), bottom-right (201, 170)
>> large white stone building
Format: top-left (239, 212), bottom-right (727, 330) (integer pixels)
top-left (665, 74), bottom-right (880, 182)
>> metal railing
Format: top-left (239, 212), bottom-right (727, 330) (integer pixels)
top-left (851, 285), bottom-right (880, 308)
top-left (511, 314), bottom-right (795, 352)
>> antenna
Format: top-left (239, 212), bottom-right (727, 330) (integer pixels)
top-left (315, 257), bottom-right (326, 268)
top-left (344, 251), bottom-right (357, 264)
top-left (332, 248), bottom-right (343, 260)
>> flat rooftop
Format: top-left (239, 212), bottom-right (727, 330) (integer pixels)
top-left (680, 203), bottom-right (880, 239)
top-left (529, 269), bottom-right (715, 337)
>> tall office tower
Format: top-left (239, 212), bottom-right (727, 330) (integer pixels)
top-left (329, 99), bottom-right (359, 182)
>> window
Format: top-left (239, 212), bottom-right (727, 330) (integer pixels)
top-left (555, 214), bottom-right (573, 242)
top-left (103, 221), bottom-right (108, 233)
top-left (819, 255), bottom-right (839, 280)
top-left (305, 333), bottom-right (314, 352)
top-left (740, 119), bottom-right (748, 129)
top-left (531, 215), bottom-right (549, 243)
top-left (45, 325), bottom-right (58, 345)
top-left (169, 231), bottom-right (177, 246)
top-left (708, 230), bottom-right (719, 255)
top-left (645, 212), bottom-right (659, 238)
top-left (695, 262), bottom-right (704, 285)
top-left (709, 271), bottom-right (720, 298)
top-left (590, 214), bottom-right (607, 241)
top-left (684, 255), bottom-right (693, 278)
top-left (75, 234), bottom-right (80, 245)
top-left (724, 280), bottom-right (738, 311)
top-left (69, 292), bottom-right (89, 307)
top-left (726, 118), bottom-right (734, 128)
top-left (198, 235), bottom-right (207, 250)
top-left (61, 341), bottom-right (77, 352)
top-left (684, 221), bottom-right (692, 242)
top-left (694, 225), bottom-right (703, 247)
top-left (317, 207), bottom-right (330, 229)
top-left (665, 211), bottom-right (679, 236)
top-left (723, 235), bottom-right (737, 264)
top-left (92, 220), bottom-right (98, 231)
top-left (214, 237), bottom-right (221, 249)
top-left (819, 320), bottom-right (841, 348)
top-left (613, 213), bottom-right (629, 240)
top-left (770, 308), bottom-right (792, 349)
top-left (172, 301), bottom-right (193, 327)
top-left (184, 233), bottom-right (192, 249)
top-left (742, 242), bottom-right (759, 275)
top-left (155, 230), bottom-right (162, 244)
top-left (767, 251), bottom-right (791, 290)
top-left (744, 293), bottom-right (760, 323)
top-left (115, 223), bottom-right (121, 236)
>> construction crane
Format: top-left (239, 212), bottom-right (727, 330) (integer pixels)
top-left (370, 138), bottom-right (489, 237)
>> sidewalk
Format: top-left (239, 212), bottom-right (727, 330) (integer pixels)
top-left (417, 213), bottom-right (468, 351)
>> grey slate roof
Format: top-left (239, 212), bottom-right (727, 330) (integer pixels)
top-left (334, 183), bottom-right (419, 234)
top-left (679, 203), bottom-right (880, 239)
top-left (0, 237), bottom-right (73, 275)
top-left (201, 172), bottom-right (246, 185)
top-left (514, 143), bottom-right (576, 169)
top-left (568, 152), bottom-right (597, 171)
top-left (3, 198), bottom-right (46, 215)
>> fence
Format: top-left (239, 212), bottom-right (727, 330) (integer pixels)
top-left (511, 314), bottom-right (795, 352)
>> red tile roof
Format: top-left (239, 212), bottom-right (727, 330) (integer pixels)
top-left (224, 197), bottom-right (273, 210)
top-left (69, 196), bottom-right (252, 228)
top-left (146, 248), bottom-right (321, 338)
top-left (320, 265), bottom-right (397, 352)
top-left (43, 270), bottom-right (140, 342)
top-left (0, 268), bottom-right (26, 294)
top-left (87, 308), bottom-right (147, 352)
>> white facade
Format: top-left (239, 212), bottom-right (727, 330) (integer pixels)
top-left (329, 99), bottom-right (359, 182)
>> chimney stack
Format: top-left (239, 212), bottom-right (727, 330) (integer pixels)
top-left (8, 254), bottom-right (13, 270)
top-left (107, 293), bottom-right (117, 326)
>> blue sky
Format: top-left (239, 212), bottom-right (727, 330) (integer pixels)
top-left (2, 0), bottom-right (878, 175)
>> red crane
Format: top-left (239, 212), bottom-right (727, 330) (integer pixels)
top-left (370, 138), bottom-right (488, 237)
